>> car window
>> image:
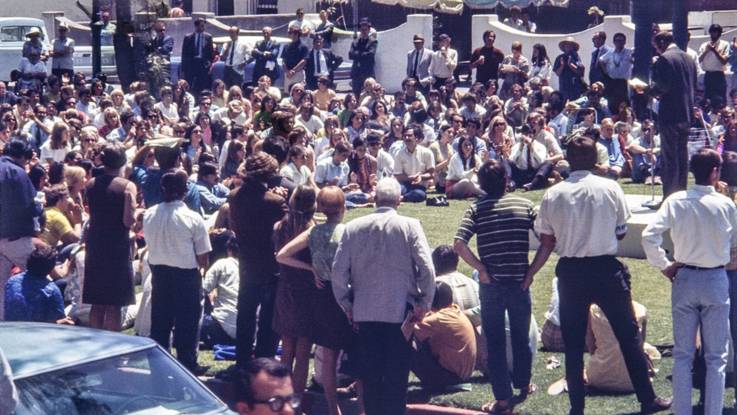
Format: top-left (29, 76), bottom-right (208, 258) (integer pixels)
top-left (0, 26), bottom-right (44, 43)
top-left (14, 347), bottom-right (225, 414)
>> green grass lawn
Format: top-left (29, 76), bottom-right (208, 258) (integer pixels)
top-left (197, 179), bottom-right (737, 414)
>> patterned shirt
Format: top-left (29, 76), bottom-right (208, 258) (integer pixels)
top-left (455, 194), bottom-right (535, 282)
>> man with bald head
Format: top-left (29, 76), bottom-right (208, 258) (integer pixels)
top-left (252, 27), bottom-right (278, 84)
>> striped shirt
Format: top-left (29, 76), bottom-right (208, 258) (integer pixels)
top-left (454, 194), bottom-right (535, 282)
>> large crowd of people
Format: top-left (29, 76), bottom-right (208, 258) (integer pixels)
top-left (3, 7), bottom-right (737, 415)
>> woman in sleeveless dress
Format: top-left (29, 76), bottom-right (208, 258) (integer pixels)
top-left (272, 185), bottom-right (317, 403)
top-left (83, 143), bottom-right (137, 331)
top-left (276, 186), bottom-right (356, 415)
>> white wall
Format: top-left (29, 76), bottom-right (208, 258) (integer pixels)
top-left (332, 14), bottom-right (433, 92)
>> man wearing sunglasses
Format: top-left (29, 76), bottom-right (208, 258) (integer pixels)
top-left (233, 358), bottom-right (299, 414)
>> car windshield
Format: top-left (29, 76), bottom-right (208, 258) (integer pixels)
top-left (14, 347), bottom-right (226, 414)
top-left (0, 26), bottom-right (44, 42)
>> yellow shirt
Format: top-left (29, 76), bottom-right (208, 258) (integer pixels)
top-left (414, 304), bottom-right (477, 379)
top-left (40, 206), bottom-right (72, 248)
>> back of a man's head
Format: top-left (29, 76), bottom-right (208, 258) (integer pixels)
top-left (100, 142), bottom-right (127, 170)
top-left (27, 246), bottom-right (57, 277)
top-left (161, 169), bottom-right (188, 202)
top-left (233, 358), bottom-right (292, 413)
top-left (432, 281), bottom-right (454, 310)
top-left (567, 136), bottom-right (598, 172)
top-left (432, 245), bottom-right (459, 276)
top-left (375, 177), bottom-right (402, 207)
top-left (477, 160), bottom-right (507, 198)
top-left (690, 148), bottom-right (722, 185)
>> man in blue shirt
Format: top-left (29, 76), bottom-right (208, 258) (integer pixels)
top-left (195, 162), bottom-right (229, 215)
top-left (4, 246), bottom-right (69, 324)
top-left (0, 140), bottom-right (43, 321)
top-left (598, 118), bottom-right (625, 179)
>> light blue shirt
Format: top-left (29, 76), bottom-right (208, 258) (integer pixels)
top-left (315, 157), bottom-right (349, 187)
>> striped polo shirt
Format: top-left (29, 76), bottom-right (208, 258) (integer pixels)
top-left (454, 194), bottom-right (535, 282)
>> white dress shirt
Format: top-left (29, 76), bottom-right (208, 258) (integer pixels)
top-left (222, 39), bottom-right (250, 74)
top-left (429, 48), bottom-right (458, 79)
top-left (393, 145), bottom-right (435, 186)
top-left (509, 140), bottom-right (547, 170)
top-left (312, 49), bottom-right (329, 77)
top-left (143, 200), bottom-right (212, 269)
top-left (642, 185), bottom-right (737, 270)
top-left (536, 170), bottom-right (630, 258)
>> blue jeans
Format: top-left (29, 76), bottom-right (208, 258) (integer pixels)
top-left (400, 184), bottom-right (427, 203)
top-left (479, 281), bottom-right (532, 401)
top-left (729, 270), bottom-right (737, 382)
top-left (672, 267), bottom-right (730, 415)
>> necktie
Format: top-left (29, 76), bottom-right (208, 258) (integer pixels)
top-left (229, 41), bottom-right (235, 66)
top-left (413, 50), bottom-right (420, 77)
top-left (315, 50), bottom-right (322, 74)
top-left (195, 34), bottom-right (200, 57)
top-left (526, 143), bottom-right (532, 170)
top-left (592, 48), bottom-right (599, 71)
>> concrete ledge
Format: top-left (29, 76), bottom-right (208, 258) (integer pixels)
top-left (529, 194), bottom-right (674, 260)
top-left (406, 404), bottom-right (486, 415)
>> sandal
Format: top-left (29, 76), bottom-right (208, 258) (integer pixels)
top-left (481, 401), bottom-right (514, 415)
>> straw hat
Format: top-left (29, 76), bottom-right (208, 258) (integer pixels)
top-left (587, 6), bottom-right (604, 16)
top-left (559, 36), bottom-right (580, 52)
top-left (25, 27), bottom-right (42, 38)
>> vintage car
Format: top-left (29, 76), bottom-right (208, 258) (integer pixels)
top-left (0, 322), bottom-right (235, 414)
top-left (0, 17), bottom-right (116, 82)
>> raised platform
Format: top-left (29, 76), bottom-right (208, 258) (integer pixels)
top-left (530, 194), bottom-right (673, 260)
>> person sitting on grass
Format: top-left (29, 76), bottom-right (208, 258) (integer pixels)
top-left (201, 234), bottom-right (240, 349)
top-left (411, 281), bottom-right (477, 392)
top-left (4, 245), bottom-right (73, 324)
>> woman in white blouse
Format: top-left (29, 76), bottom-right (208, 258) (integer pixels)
top-left (280, 144), bottom-right (315, 186)
top-left (446, 135), bottom-right (484, 199)
top-left (528, 43), bottom-right (552, 86)
top-left (40, 121), bottom-right (72, 164)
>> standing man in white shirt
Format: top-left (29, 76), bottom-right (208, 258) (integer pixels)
top-left (50, 23), bottom-right (75, 80)
top-left (143, 169), bottom-right (212, 374)
top-left (523, 136), bottom-right (671, 415)
top-left (221, 26), bottom-right (250, 88)
top-left (406, 34), bottom-right (433, 96)
top-left (642, 148), bottom-right (737, 415)
top-left (699, 24), bottom-right (730, 105)
top-left (430, 34), bottom-right (458, 90)
top-left (599, 32), bottom-right (633, 115)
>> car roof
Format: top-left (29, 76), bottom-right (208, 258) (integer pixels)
top-left (0, 17), bottom-right (44, 26)
top-left (0, 322), bottom-right (157, 379)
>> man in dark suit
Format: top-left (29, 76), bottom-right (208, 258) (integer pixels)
top-left (589, 31), bottom-right (611, 86)
top-left (251, 26), bottom-right (278, 85)
top-left (150, 21), bottom-right (174, 59)
top-left (405, 34), bottom-right (433, 95)
top-left (181, 18), bottom-right (214, 96)
top-left (305, 35), bottom-right (342, 90)
top-left (349, 18), bottom-right (378, 96)
top-left (645, 31), bottom-right (697, 197)
top-left (229, 152), bottom-right (288, 366)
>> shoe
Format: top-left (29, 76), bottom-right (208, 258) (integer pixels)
top-left (522, 183), bottom-right (533, 192)
top-left (640, 396), bottom-right (671, 414)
